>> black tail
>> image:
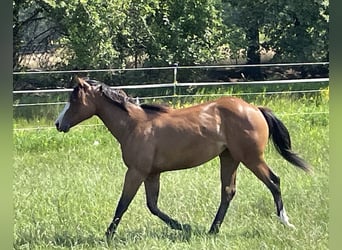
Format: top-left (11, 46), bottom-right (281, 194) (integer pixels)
top-left (258, 107), bottom-right (311, 172)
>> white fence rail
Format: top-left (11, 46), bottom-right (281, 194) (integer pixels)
top-left (13, 62), bottom-right (329, 107)
top-left (13, 78), bottom-right (329, 108)
top-left (12, 62), bottom-right (329, 75)
top-left (13, 78), bottom-right (329, 95)
top-left (13, 62), bottom-right (329, 131)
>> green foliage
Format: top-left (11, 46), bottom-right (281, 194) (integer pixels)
top-left (30, 0), bottom-right (225, 69)
top-left (222, 0), bottom-right (329, 63)
top-left (145, 0), bottom-right (225, 65)
top-left (261, 0), bottom-right (329, 62)
top-left (14, 0), bottom-right (329, 72)
top-left (43, 0), bottom-right (122, 69)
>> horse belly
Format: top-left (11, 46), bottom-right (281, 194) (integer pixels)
top-left (153, 139), bottom-right (225, 171)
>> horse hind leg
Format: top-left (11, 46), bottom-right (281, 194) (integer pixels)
top-left (209, 150), bottom-right (239, 234)
top-left (245, 159), bottom-right (295, 228)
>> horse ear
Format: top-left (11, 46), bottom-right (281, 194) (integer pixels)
top-left (75, 76), bottom-right (91, 91)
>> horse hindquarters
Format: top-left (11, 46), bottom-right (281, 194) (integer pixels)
top-left (220, 106), bottom-right (296, 228)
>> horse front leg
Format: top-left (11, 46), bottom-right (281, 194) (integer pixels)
top-left (105, 168), bottom-right (145, 242)
top-left (144, 173), bottom-right (191, 232)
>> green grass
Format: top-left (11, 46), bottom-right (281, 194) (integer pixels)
top-left (13, 93), bottom-right (328, 249)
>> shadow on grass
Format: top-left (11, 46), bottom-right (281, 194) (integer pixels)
top-left (113, 225), bottom-right (191, 242)
top-left (106, 223), bottom-right (219, 248)
top-left (15, 224), bottom-right (229, 249)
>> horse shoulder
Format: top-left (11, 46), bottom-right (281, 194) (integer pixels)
top-left (120, 126), bottom-right (156, 173)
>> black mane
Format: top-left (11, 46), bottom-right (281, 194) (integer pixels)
top-left (140, 103), bottom-right (170, 113)
top-left (83, 78), bottom-right (169, 113)
top-left (84, 78), bottom-right (133, 111)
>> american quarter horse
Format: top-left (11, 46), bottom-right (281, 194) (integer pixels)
top-left (55, 76), bottom-right (311, 241)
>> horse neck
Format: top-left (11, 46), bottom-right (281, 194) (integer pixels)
top-left (95, 98), bottom-right (136, 144)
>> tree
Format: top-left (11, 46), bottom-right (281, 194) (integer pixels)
top-left (223, 0), bottom-right (329, 64)
top-left (14, 0), bottom-right (328, 74)
top-left (146, 0), bottom-right (226, 66)
top-left (263, 0), bottom-right (329, 62)
top-left (15, 0), bottom-right (225, 70)
top-left (42, 0), bottom-right (122, 69)
top-left (13, 0), bottom-right (60, 70)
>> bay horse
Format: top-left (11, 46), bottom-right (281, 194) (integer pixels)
top-left (55, 76), bottom-right (311, 241)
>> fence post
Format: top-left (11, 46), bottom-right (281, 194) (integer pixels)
top-left (173, 63), bottom-right (178, 96)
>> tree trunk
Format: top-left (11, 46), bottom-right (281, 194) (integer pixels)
top-left (245, 26), bottom-right (263, 80)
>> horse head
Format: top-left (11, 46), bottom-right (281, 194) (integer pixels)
top-left (55, 77), bottom-right (98, 132)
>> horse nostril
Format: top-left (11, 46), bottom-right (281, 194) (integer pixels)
top-left (55, 122), bottom-right (59, 129)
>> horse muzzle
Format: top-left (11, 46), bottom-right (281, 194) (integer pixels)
top-left (55, 121), bottom-right (70, 133)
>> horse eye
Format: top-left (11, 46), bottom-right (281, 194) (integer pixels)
top-left (70, 87), bottom-right (80, 103)
top-left (69, 94), bottom-right (77, 103)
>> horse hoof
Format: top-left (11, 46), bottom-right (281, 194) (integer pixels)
top-left (283, 221), bottom-right (296, 229)
top-left (105, 230), bottom-right (114, 244)
top-left (279, 208), bottom-right (296, 229)
top-left (182, 224), bottom-right (192, 232)
top-left (181, 224), bottom-right (192, 241)
top-left (208, 226), bottom-right (219, 234)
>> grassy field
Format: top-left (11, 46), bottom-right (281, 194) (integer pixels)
top-left (13, 92), bottom-right (329, 249)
